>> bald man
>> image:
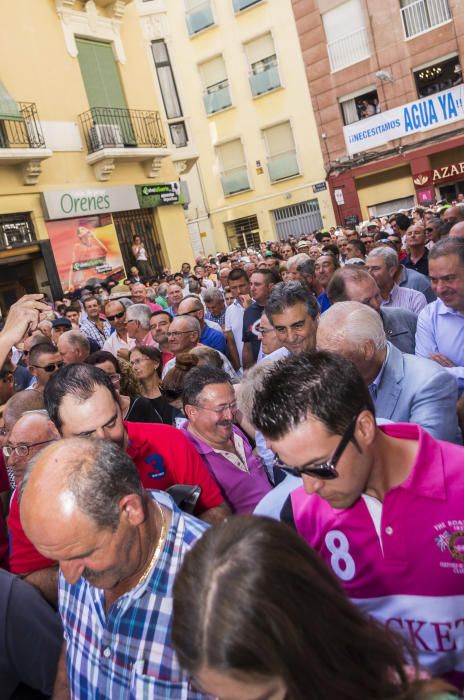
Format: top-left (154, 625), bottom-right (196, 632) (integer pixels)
top-left (19, 438), bottom-right (209, 698)
top-left (449, 221), bottom-right (464, 239)
top-left (6, 411), bottom-right (60, 605)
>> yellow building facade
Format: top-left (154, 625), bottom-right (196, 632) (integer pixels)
top-left (136, 0), bottom-right (335, 255)
top-left (0, 0), bottom-right (194, 311)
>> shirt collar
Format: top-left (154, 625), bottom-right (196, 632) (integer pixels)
top-left (436, 297), bottom-right (464, 317)
top-left (368, 342), bottom-right (390, 398)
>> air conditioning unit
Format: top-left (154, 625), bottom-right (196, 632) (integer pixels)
top-left (89, 123), bottom-right (124, 150)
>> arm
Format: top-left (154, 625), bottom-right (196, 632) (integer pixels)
top-left (0, 294), bottom-right (49, 368)
top-left (225, 330), bottom-right (240, 371)
top-left (199, 502), bottom-right (231, 525)
top-left (415, 308), bottom-right (437, 359)
top-left (409, 370), bottom-right (461, 444)
top-left (23, 565), bottom-right (59, 607)
top-left (242, 341), bottom-right (254, 370)
top-left (52, 642), bottom-right (71, 700)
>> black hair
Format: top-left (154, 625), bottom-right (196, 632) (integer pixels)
top-left (28, 343), bottom-right (59, 367)
top-left (182, 366), bottom-right (231, 409)
top-left (265, 282), bottom-right (320, 321)
top-left (228, 268), bottom-right (249, 282)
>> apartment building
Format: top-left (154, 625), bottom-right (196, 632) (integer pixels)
top-left (0, 0), bottom-right (194, 310)
top-left (292, 0), bottom-right (464, 223)
top-left (136, 0), bottom-right (335, 254)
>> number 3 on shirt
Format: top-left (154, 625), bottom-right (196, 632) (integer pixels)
top-left (325, 530), bottom-right (356, 581)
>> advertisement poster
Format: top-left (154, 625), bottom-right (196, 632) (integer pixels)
top-left (46, 215), bottom-right (125, 292)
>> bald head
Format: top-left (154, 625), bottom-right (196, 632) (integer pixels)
top-left (3, 389), bottom-right (45, 432)
top-left (449, 221), bottom-right (464, 239)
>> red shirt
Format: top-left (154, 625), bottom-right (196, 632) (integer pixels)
top-left (0, 455), bottom-right (9, 570)
top-left (125, 421), bottom-right (224, 514)
top-left (8, 488), bottom-right (55, 574)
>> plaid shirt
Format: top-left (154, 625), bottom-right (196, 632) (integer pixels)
top-left (59, 491), bottom-right (209, 699)
top-left (205, 309), bottom-right (226, 329)
top-left (79, 317), bottom-right (112, 349)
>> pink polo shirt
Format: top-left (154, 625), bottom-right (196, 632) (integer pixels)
top-left (292, 423), bottom-right (464, 686)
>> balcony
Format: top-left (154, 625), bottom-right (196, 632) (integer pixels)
top-left (79, 107), bottom-right (171, 182)
top-left (267, 151), bottom-right (299, 182)
top-left (186, 1), bottom-right (214, 34)
top-left (326, 26), bottom-right (370, 72)
top-left (401, 0), bottom-right (451, 39)
top-left (203, 84), bottom-right (232, 114)
top-left (0, 102), bottom-right (52, 185)
top-left (233, 0), bottom-right (262, 11)
top-left (250, 65), bottom-right (281, 97)
top-left (221, 167), bottom-right (250, 195)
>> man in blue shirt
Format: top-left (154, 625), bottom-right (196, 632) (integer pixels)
top-left (177, 295), bottom-right (227, 355)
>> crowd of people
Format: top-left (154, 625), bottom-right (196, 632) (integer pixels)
top-left (0, 203), bottom-right (464, 699)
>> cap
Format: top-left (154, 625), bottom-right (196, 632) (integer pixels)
top-left (367, 221), bottom-right (379, 229)
top-left (109, 284), bottom-right (131, 300)
top-left (52, 317), bottom-right (72, 329)
top-left (264, 251), bottom-right (274, 257)
top-left (297, 241), bottom-right (310, 249)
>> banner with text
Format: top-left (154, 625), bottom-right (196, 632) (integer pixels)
top-left (344, 85), bottom-right (464, 156)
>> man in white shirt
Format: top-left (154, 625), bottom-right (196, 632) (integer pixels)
top-left (102, 300), bottom-right (135, 360)
top-left (224, 269), bottom-right (252, 371)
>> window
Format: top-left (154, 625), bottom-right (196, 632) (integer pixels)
top-left (233, 0), bottom-right (262, 12)
top-left (185, 0), bottom-right (214, 35)
top-left (340, 88), bottom-right (380, 125)
top-left (368, 196), bottom-right (415, 218)
top-left (199, 56), bottom-right (232, 114)
top-left (400, 0), bottom-right (451, 39)
top-left (151, 40), bottom-right (188, 149)
top-left (262, 122), bottom-right (299, 182)
top-left (244, 34), bottom-right (280, 97)
top-left (216, 139), bottom-right (250, 196)
top-left (272, 201), bottom-right (323, 241)
top-left (413, 55), bottom-right (461, 97)
top-left (224, 215), bottom-right (260, 249)
top-left (323, 0), bottom-right (370, 72)
top-left (0, 213), bottom-right (36, 250)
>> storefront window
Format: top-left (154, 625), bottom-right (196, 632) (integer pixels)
top-left (414, 56), bottom-right (461, 98)
top-left (0, 213), bottom-right (36, 250)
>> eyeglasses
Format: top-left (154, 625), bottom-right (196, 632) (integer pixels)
top-left (425, 227), bottom-right (434, 233)
top-left (180, 308), bottom-right (203, 316)
top-left (257, 326), bottom-right (275, 335)
top-left (194, 400), bottom-right (238, 416)
top-left (106, 311), bottom-right (125, 322)
top-left (167, 330), bottom-right (194, 338)
top-left (30, 361), bottom-right (64, 373)
top-left (273, 412), bottom-right (361, 480)
top-left (3, 439), bottom-right (56, 458)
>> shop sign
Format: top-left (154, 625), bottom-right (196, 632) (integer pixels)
top-left (432, 160), bottom-right (464, 183)
top-left (417, 188), bottom-right (434, 205)
top-left (312, 181), bottom-right (327, 193)
top-left (413, 171), bottom-right (433, 188)
top-left (136, 182), bottom-right (184, 208)
top-left (343, 85), bottom-right (464, 155)
top-left (41, 186), bottom-right (140, 220)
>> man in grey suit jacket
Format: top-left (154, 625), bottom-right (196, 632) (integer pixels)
top-left (317, 301), bottom-right (462, 444)
top-left (327, 266), bottom-right (417, 354)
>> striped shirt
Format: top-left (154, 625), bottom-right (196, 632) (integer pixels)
top-left (59, 491), bottom-right (209, 699)
top-left (79, 317), bottom-right (112, 349)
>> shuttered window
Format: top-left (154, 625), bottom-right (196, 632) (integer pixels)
top-left (262, 122), bottom-right (299, 182)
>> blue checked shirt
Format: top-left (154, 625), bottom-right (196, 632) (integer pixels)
top-left (79, 317), bottom-right (112, 349)
top-left (58, 491), bottom-right (209, 699)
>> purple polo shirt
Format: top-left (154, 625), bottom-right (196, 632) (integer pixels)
top-left (181, 424), bottom-right (272, 514)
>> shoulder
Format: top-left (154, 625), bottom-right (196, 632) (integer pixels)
top-left (417, 299), bottom-right (438, 323)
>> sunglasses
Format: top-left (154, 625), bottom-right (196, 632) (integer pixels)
top-left (273, 412), bottom-right (361, 480)
top-left (106, 311), bottom-right (125, 322)
top-left (30, 361), bottom-right (64, 373)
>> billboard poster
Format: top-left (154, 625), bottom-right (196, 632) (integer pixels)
top-left (45, 214), bottom-right (125, 293)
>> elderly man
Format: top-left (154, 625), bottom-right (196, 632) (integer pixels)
top-left (19, 438), bottom-right (211, 698)
top-left (416, 237), bottom-right (464, 392)
top-left (79, 296), bottom-right (111, 350)
top-left (177, 296), bottom-right (227, 355)
top-left (130, 282), bottom-right (162, 312)
top-left (57, 330), bottom-right (90, 364)
top-left (404, 223), bottom-right (429, 276)
top-left (449, 221), bottom-right (464, 238)
top-left (45, 363), bottom-right (229, 524)
top-left (366, 247), bottom-right (427, 314)
top-left (27, 342), bottom-right (63, 392)
top-left (252, 351), bottom-right (464, 685)
top-left (162, 316), bottom-right (236, 379)
top-left (126, 303), bottom-right (157, 347)
top-left (257, 312), bottom-right (282, 361)
top-left (265, 282), bottom-right (319, 361)
top-left (317, 302), bottom-right (461, 443)
top-left (102, 298), bottom-right (135, 358)
top-left (166, 283), bottom-right (184, 317)
top-left (6, 411), bottom-right (60, 604)
top-left (327, 266), bottom-right (418, 354)
top-left (181, 366), bottom-right (272, 513)
top-left (203, 288), bottom-right (227, 329)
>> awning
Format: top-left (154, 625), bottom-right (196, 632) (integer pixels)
top-left (0, 81), bottom-right (21, 121)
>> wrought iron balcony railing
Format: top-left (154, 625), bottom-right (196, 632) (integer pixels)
top-left (79, 107), bottom-right (167, 155)
top-left (0, 103), bottom-right (46, 149)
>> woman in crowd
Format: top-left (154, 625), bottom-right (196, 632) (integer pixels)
top-left (131, 234), bottom-right (152, 279)
top-left (86, 351), bottom-right (163, 423)
top-left (160, 352), bottom-right (200, 425)
top-left (172, 517), bottom-right (458, 700)
top-left (129, 346), bottom-right (173, 424)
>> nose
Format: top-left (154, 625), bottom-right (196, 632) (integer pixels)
top-left (93, 426), bottom-right (107, 439)
top-left (221, 406), bottom-right (235, 420)
top-left (302, 475), bottom-right (324, 495)
top-left (60, 559), bottom-right (85, 584)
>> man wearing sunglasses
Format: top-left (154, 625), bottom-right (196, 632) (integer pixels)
top-left (253, 351), bottom-right (464, 686)
top-left (102, 299), bottom-right (135, 359)
top-left (27, 342), bottom-right (63, 393)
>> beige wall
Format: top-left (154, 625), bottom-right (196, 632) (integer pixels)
top-left (356, 165), bottom-right (415, 218)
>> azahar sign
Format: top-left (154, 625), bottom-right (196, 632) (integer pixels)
top-left (343, 85), bottom-right (464, 156)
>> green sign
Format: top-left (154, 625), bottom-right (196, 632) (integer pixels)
top-left (136, 182), bottom-right (185, 208)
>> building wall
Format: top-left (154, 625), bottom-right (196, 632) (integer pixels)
top-left (137, 0), bottom-right (335, 251)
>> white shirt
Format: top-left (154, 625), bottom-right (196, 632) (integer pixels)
top-left (102, 331), bottom-right (136, 357)
top-left (225, 300), bottom-right (245, 365)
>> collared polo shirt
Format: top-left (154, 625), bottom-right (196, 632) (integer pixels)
top-left (404, 249), bottom-right (429, 277)
top-left (415, 298), bottom-right (464, 390)
top-left (102, 331), bottom-right (135, 356)
top-left (59, 491), bottom-right (209, 699)
top-left (290, 423), bottom-right (464, 685)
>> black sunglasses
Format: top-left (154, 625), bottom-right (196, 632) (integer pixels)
top-left (30, 361), bottom-right (64, 373)
top-left (273, 412), bottom-right (361, 480)
top-left (106, 311), bottom-right (125, 322)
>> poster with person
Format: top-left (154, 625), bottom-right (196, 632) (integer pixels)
top-left (46, 214), bottom-right (125, 292)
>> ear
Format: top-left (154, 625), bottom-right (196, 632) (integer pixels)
top-left (184, 403), bottom-right (196, 421)
top-left (356, 409), bottom-right (376, 448)
top-left (119, 493), bottom-right (146, 526)
top-left (362, 339), bottom-right (376, 361)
